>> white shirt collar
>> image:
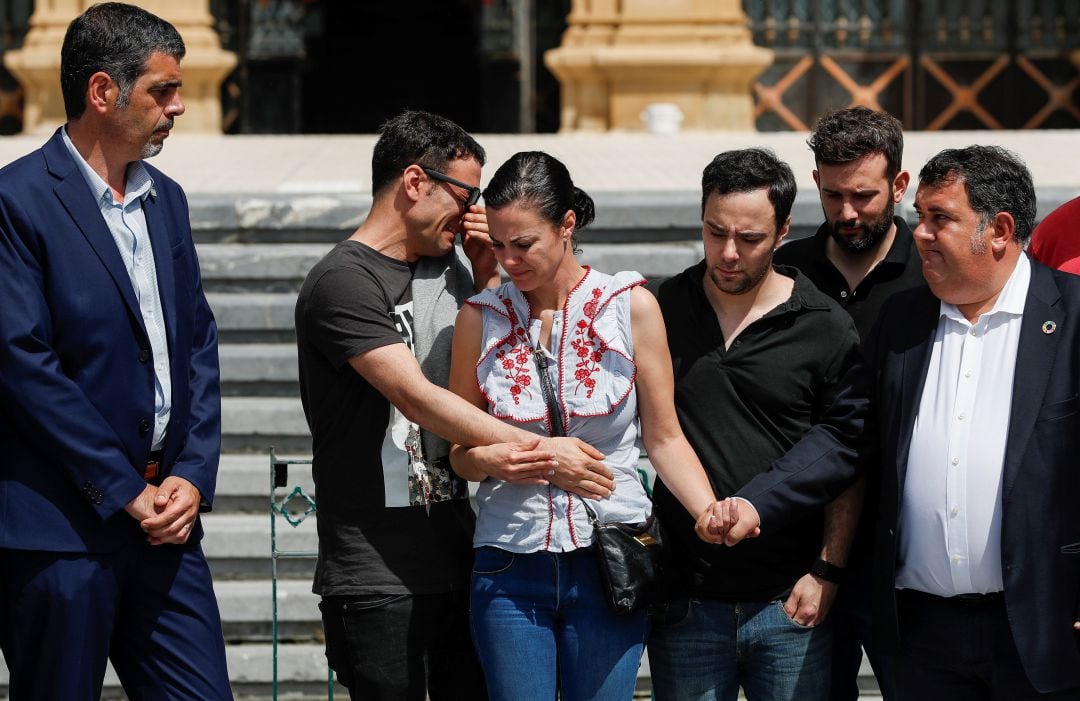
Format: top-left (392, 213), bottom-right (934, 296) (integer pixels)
top-left (61, 126), bottom-right (155, 206)
top-left (939, 252), bottom-right (1031, 325)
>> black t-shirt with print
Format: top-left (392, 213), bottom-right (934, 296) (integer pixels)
top-left (295, 241), bottom-right (475, 596)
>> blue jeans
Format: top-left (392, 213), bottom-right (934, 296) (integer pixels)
top-left (649, 597), bottom-right (833, 701)
top-left (470, 546), bottom-right (648, 701)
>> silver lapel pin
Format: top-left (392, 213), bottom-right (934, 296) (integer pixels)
top-left (1042, 320), bottom-right (1057, 335)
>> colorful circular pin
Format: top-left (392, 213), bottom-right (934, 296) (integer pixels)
top-left (1042, 320), bottom-right (1057, 334)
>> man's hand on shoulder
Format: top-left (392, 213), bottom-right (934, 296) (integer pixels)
top-left (140, 476), bottom-right (201, 545)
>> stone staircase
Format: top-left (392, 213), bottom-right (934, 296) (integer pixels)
top-left (0, 191), bottom-right (894, 699)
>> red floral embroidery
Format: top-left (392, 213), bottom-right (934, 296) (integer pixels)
top-left (496, 297), bottom-right (533, 404)
top-left (569, 288), bottom-right (604, 398)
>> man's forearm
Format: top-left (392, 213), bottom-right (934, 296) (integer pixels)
top-left (820, 476), bottom-right (864, 567)
top-left (397, 377), bottom-right (531, 448)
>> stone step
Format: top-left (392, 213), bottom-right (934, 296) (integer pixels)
top-left (203, 512), bottom-right (317, 580)
top-left (197, 243), bottom-right (332, 293)
top-left (206, 292), bottom-right (297, 343)
top-left (214, 450), bottom-right (658, 508)
top-left (197, 243), bottom-right (707, 324)
top-left (217, 579), bottom-right (322, 642)
top-left (201, 240), bottom-right (706, 342)
top-left (184, 189), bottom-right (848, 245)
top-left (0, 644), bottom-right (884, 700)
top-left (221, 396), bottom-right (310, 453)
top-left (216, 453), bottom-right (313, 512)
top-left (0, 643), bottom-right (345, 699)
top-left (219, 343), bottom-right (299, 396)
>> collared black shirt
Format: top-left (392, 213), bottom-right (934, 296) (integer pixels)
top-left (774, 217), bottom-right (925, 342)
top-left (774, 217), bottom-right (925, 563)
top-left (651, 263), bottom-right (865, 601)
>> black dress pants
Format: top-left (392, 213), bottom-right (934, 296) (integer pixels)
top-left (895, 589), bottom-right (1078, 701)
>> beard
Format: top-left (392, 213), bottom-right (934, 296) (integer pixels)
top-left (828, 201), bottom-right (894, 253)
top-left (140, 141), bottom-right (164, 159)
top-left (139, 118), bottom-right (174, 159)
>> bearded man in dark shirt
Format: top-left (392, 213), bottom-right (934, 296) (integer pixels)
top-left (773, 106), bottom-right (924, 701)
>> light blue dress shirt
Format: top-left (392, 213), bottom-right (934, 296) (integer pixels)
top-left (62, 128), bottom-right (172, 450)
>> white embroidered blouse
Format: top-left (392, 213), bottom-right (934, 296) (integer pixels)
top-left (468, 267), bottom-right (653, 552)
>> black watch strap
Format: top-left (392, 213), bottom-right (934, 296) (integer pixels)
top-left (810, 558), bottom-right (845, 584)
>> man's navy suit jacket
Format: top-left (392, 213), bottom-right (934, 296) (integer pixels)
top-left (864, 260), bottom-right (1080, 693)
top-left (0, 129), bottom-right (221, 553)
top-left (736, 258), bottom-right (1080, 692)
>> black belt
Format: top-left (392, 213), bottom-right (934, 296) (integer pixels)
top-left (144, 449), bottom-right (165, 481)
top-left (899, 588), bottom-right (1004, 608)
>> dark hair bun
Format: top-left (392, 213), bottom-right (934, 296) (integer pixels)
top-left (571, 187), bottom-right (595, 230)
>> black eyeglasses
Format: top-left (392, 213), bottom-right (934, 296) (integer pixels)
top-left (422, 167), bottom-right (481, 210)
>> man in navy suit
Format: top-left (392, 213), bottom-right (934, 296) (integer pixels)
top-left (0, 4), bottom-right (230, 698)
top-left (715, 145), bottom-right (1080, 699)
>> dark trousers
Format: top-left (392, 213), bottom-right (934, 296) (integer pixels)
top-left (0, 541), bottom-right (232, 700)
top-left (830, 560), bottom-right (896, 700)
top-left (896, 589), bottom-right (1078, 701)
top-left (320, 590), bottom-right (487, 701)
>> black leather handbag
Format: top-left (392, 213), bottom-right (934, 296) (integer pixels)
top-left (581, 501), bottom-right (664, 614)
top-left (533, 342), bottom-right (664, 614)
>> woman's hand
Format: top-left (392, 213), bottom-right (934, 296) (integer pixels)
top-left (539, 436), bottom-right (614, 499)
top-left (693, 501), bottom-right (727, 544)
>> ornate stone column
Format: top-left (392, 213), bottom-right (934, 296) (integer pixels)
top-left (544, 0), bottom-right (773, 132)
top-left (3, 0), bottom-right (236, 133)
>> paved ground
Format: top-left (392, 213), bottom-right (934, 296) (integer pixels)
top-left (2, 129), bottom-right (1079, 202)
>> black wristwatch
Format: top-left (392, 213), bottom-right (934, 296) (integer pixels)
top-left (810, 558), bottom-right (845, 584)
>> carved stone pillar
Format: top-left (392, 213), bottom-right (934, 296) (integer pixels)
top-left (544, 0), bottom-right (773, 132)
top-left (3, 0), bottom-right (236, 133)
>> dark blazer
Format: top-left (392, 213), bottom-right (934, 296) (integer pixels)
top-left (863, 260), bottom-right (1080, 693)
top-left (737, 259), bottom-right (1080, 692)
top-left (0, 129), bottom-right (221, 553)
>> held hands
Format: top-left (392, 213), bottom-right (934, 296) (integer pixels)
top-left (124, 476), bottom-right (201, 545)
top-left (694, 501), bottom-right (727, 544)
top-left (539, 436), bottom-right (614, 499)
top-left (784, 573), bottom-right (837, 627)
top-left (707, 497), bottom-right (762, 546)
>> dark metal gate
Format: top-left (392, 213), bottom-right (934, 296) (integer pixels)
top-left (746, 0), bottom-right (1080, 131)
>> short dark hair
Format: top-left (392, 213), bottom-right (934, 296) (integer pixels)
top-left (808, 106), bottom-right (904, 181)
top-left (701, 148), bottom-right (796, 232)
top-left (919, 145), bottom-right (1036, 244)
top-left (371, 110), bottom-right (486, 196)
top-left (483, 151), bottom-right (594, 233)
top-left (61, 3), bottom-right (186, 120)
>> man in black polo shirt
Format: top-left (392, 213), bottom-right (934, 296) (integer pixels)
top-left (649, 148), bottom-right (869, 701)
top-left (774, 106), bottom-right (923, 701)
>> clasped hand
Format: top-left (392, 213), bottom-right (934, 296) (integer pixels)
top-left (124, 476), bottom-right (201, 545)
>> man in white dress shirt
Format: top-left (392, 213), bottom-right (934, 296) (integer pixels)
top-left (719, 145), bottom-right (1080, 699)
